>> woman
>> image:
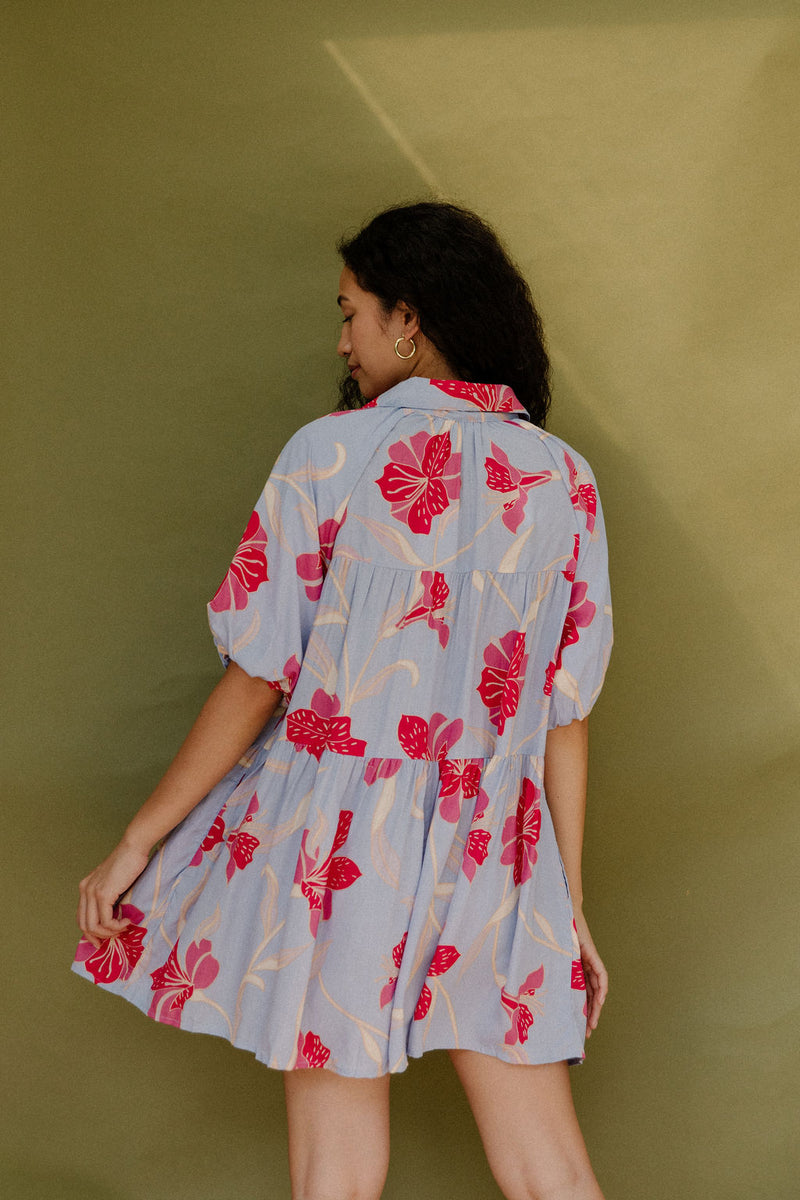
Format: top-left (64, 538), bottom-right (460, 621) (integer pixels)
top-left (75, 202), bottom-right (612, 1200)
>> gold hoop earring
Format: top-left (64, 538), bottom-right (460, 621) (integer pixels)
top-left (394, 336), bottom-right (416, 360)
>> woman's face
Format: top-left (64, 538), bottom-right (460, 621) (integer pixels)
top-left (336, 267), bottom-right (412, 400)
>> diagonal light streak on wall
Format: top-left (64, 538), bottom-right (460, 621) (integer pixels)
top-left (323, 40), bottom-right (447, 199)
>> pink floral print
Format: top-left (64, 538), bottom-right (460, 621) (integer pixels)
top-left (287, 689), bottom-right (367, 759)
top-left (225, 793), bottom-right (260, 882)
top-left (74, 904), bottom-right (147, 984)
top-left (295, 516), bottom-right (343, 601)
top-left (544, 581), bottom-right (597, 696)
top-left (189, 795), bottom-right (260, 880)
top-left (265, 653), bottom-right (301, 702)
top-left (396, 570), bottom-right (451, 648)
top-left (397, 711), bottom-right (464, 761)
top-left (379, 932), bottom-right (408, 1009)
top-left (294, 810), bottom-right (361, 936)
top-left (414, 945), bottom-right (460, 1020)
top-left (437, 757), bottom-right (483, 822)
top-left (477, 630), bottom-right (529, 735)
top-left (485, 442), bottom-right (555, 533)
top-left (209, 509), bottom-right (268, 612)
top-left (364, 757), bottom-right (403, 784)
top-left (501, 966), bottom-right (545, 1044)
top-left (375, 430), bottom-right (461, 533)
top-left (500, 777), bottom-right (542, 886)
top-left (296, 1030), bottom-right (331, 1068)
top-left (190, 804), bottom-right (227, 865)
top-left (563, 533), bottom-right (580, 583)
top-left (571, 960), bottom-right (587, 990)
top-left (430, 379), bottom-right (526, 413)
top-left (565, 451), bottom-right (597, 534)
top-left (462, 827), bottom-right (492, 882)
top-left (148, 939), bottom-right (220, 1028)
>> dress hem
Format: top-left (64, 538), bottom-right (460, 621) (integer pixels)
top-left (71, 962), bottom-right (587, 1079)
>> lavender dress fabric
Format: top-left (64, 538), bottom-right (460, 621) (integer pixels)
top-left (72, 377), bottom-right (612, 1077)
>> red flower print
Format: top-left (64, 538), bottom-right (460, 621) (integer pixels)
top-left (190, 805), bottom-right (227, 866)
top-left (293, 810), bottom-right (362, 936)
top-left (295, 516), bottom-right (343, 601)
top-left (543, 580), bottom-right (596, 696)
top-left (364, 757), bottom-right (403, 785)
top-left (380, 932), bottom-right (408, 1008)
top-left (429, 380), bottom-right (526, 413)
top-left (296, 1030), bottom-right (331, 1068)
top-left (225, 793), bottom-right (260, 882)
top-left (398, 712), bottom-right (464, 761)
top-left (560, 581), bottom-right (596, 651)
top-left (462, 828), bottom-right (492, 882)
top-left (484, 442), bottom-right (555, 533)
top-left (375, 430), bottom-right (461, 534)
top-left (500, 777), bottom-right (542, 886)
top-left (477, 630), bottom-right (529, 735)
top-left (330, 399), bottom-right (377, 415)
top-left (564, 451), bottom-right (597, 534)
top-left (563, 533), bottom-right (580, 583)
top-left (265, 654), bottom-right (301, 702)
top-left (148, 938), bottom-right (220, 1028)
top-left (287, 689), bottom-right (367, 760)
top-left (414, 944), bottom-right (460, 1020)
top-left (396, 570), bottom-right (451, 649)
top-left (501, 965), bottom-right (545, 1045)
top-left (437, 757), bottom-right (482, 822)
top-left (75, 904), bottom-right (147, 984)
top-left (209, 509), bottom-right (268, 612)
top-left (393, 934), bottom-right (408, 967)
top-left (571, 960), bottom-right (587, 990)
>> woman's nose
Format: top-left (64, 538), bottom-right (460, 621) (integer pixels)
top-left (337, 327), bottom-right (351, 358)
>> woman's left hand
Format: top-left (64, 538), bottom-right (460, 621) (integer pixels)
top-left (573, 908), bottom-right (608, 1037)
top-left (77, 840), bottom-right (150, 949)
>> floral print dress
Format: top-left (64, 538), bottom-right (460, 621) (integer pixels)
top-left (72, 377), bottom-right (613, 1078)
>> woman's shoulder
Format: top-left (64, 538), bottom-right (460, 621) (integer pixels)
top-left (526, 427), bottom-right (601, 490)
top-left (267, 402), bottom-right (397, 484)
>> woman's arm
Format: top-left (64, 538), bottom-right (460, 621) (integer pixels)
top-left (77, 663), bottom-right (282, 948)
top-left (543, 716), bottom-right (608, 1035)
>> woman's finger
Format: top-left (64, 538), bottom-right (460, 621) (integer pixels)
top-left (85, 892), bottom-right (127, 941)
top-left (83, 893), bottom-right (103, 947)
top-left (580, 944), bottom-right (608, 1031)
top-left (96, 889), bottom-right (121, 934)
top-left (77, 892), bottom-right (94, 946)
top-left (589, 970), bottom-right (607, 1028)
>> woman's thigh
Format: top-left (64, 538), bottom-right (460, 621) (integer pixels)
top-left (448, 1051), bottom-right (604, 1200)
top-left (283, 1069), bottom-right (391, 1200)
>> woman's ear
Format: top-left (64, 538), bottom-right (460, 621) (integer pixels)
top-left (395, 300), bottom-right (420, 339)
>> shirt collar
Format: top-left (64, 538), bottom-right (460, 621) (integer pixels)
top-left (376, 377), bottom-right (529, 417)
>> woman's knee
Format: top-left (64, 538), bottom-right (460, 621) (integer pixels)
top-left (290, 1174), bottom-right (386, 1200)
top-left (490, 1160), bottom-right (602, 1200)
top-left (288, 1136), bottom-right (390, 1200)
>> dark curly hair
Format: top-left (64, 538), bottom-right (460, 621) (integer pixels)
top-left (335, 201), bottom-right (551, 425)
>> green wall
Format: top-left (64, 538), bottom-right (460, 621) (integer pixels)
top-left (5, 2), bottom-right (797, 1197)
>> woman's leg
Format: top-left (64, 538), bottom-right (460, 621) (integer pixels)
top-left (449, 1051), bottom-right (604, 1200)
top-left (283, 1069), bottom-right (390, 1200)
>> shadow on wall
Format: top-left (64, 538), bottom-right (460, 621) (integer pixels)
top-left (550, 383), bottom-right (796, 1197)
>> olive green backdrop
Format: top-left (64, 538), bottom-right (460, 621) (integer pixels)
top-left (4, 2), bottom-right (798, 1197)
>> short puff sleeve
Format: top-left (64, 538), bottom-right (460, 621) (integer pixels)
top-left (546, 460), bottom-right (613, 728)
top-left (207, 426), bottom-right (336, 700)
